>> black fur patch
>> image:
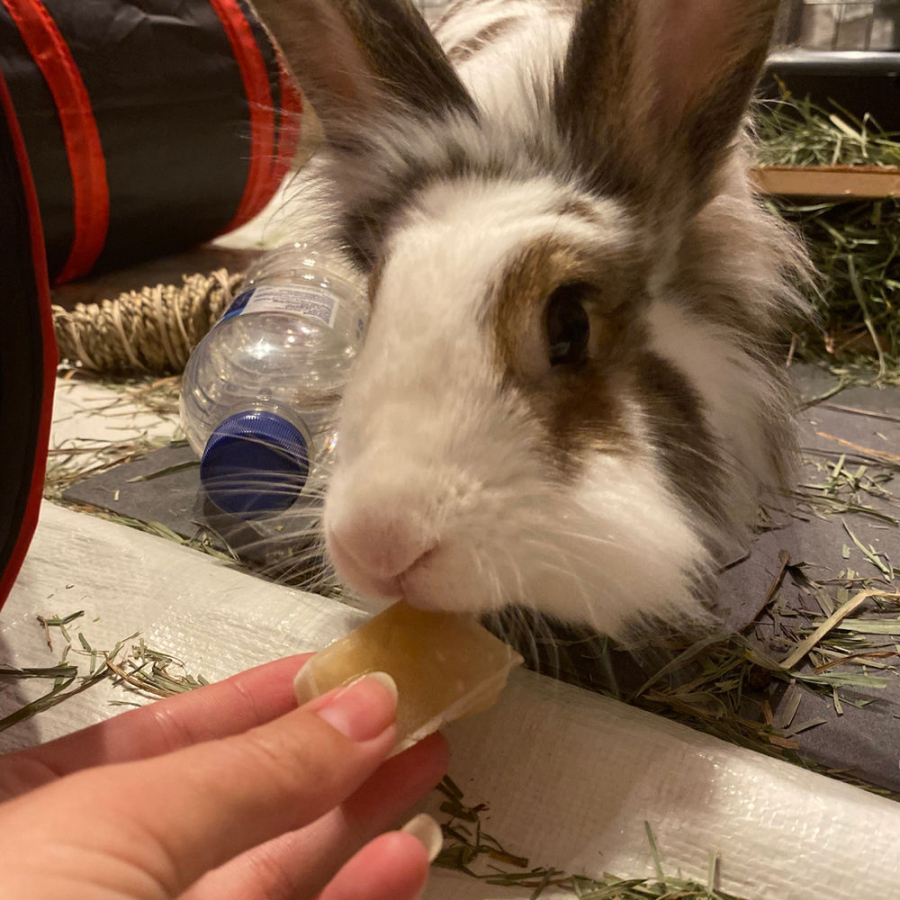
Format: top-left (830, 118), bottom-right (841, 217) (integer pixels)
top-left (359, 0), bottom-right (479, 121)
top-left (338, 139), bottom-right (538, 271)
top-left (632, 352), bottom-right (725, 525)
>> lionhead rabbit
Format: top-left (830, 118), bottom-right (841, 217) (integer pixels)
top-left (251, 0), bottom-right (808, 637)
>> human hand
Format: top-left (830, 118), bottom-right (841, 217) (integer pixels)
top-left (0, 654), bottom-right (448, 900)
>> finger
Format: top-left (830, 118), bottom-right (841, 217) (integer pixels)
top-left (0, 674), bottom-right (399, 897)
top-left (317, 831), bottom-right (431, 900)
top-left (181, 732), bottom-right (448, 900)
top-left (2, 654), bottom-right (312, 787)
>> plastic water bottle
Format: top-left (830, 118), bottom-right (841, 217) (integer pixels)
top-left (180, 243), bottom-right (368, 520)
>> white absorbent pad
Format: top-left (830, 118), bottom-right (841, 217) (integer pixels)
top-left (1, 503), bottom-right (898, 900)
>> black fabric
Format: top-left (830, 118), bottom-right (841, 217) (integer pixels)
top-left (43, 0), bottom-right (252, 275)
top-left (0, 82), bottom-right (44, 585)
top-left (0, 0), bottom-right (291, 284)
top-left (0, 4), bottom-right (74, 280)
top-left (237, 0), bottom-right (284, 139)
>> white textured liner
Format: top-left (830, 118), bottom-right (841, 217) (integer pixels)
top-left (3, 503), bottom-right (900, 900)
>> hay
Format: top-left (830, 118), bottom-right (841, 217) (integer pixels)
top-left (435, 776), bottom-right (747, 898)
top-left (53, 270), bottom-right (244, 376)
top-left (756, 95), bottom-right (900, 379)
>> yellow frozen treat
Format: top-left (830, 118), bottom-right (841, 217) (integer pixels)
top-left (294, 602), bottom-right (523, 752)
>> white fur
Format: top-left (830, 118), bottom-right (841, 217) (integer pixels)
top-left (435, 2), bottom-right (574, 131)
top-left (645, 300), bottom-right (777, 531)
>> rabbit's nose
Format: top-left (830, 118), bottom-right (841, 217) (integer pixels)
top-left (326, 502), bottom-right (437, 600)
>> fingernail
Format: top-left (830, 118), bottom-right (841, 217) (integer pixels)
top-left (315, 672), bottom-right (398, 742)
top-left (401, 813), bottom-right (443, 863)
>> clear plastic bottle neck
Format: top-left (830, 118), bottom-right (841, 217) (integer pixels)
top-left (244, 242), bottom-right (363, 296)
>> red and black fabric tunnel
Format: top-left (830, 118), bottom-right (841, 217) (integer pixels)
top-left (0, 64), bottom-right (56, 609)
top-left (0, 0), bottom-right (302, 284)
top-left (0, 1), bottom-right (304, 609)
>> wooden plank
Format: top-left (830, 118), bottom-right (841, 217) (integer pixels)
top-left (751, 165), bottom-right (900, 199)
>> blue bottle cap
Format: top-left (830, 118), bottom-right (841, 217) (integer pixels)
top-left (200, 411), bottom-right (310, 518)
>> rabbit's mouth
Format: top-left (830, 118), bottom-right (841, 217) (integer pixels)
top-left (325, 506), bottom-right (497, 616)
top-left (325, 519), bottom-right (441, 606)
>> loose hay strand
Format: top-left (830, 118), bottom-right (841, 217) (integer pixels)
top-left (780, 588), bottom-right (888, 670)
top-left (434, 776), bottom-right (748, 899)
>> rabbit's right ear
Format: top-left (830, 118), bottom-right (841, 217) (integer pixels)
top-left (251, 0), bottom-right (477, 141)
top-left (556, 0), bottom-right (779, 213)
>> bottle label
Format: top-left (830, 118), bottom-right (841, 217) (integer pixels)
top-left (223, 285), bottom-right (340, 328)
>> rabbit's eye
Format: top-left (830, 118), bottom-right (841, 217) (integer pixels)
top-left (545, 283), bottom-right (590, 367)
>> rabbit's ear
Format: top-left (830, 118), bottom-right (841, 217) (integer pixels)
top-left (556, 0), bottom-right (778, 209)
top-left (252, 0), bottom-right (477, 138)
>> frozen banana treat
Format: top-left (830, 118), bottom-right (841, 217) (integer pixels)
top-left (294, 602), bottom-right (523, 752)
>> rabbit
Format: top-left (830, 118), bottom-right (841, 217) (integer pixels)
top-left (250, 0), bottom-right (810, 638)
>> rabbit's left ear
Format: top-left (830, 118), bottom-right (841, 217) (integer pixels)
top-left (556, 0), bottom-right (778, 210)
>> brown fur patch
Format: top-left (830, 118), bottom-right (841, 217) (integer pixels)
top-left (490, 236), bottom-right (645, 476)
top-left (556, 197), bottom-right (608, 228)
top-left (490, 235), bottom-right (724, 519)
top-left (446, 17), bottom-right (520, 64)
top-left (492, 238), bottom-right (588, 374)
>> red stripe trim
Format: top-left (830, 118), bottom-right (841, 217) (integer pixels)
top-left (0, 68), bottom-right (58, 607)
top-left (209, 0), bottom-right (279, 231)
top-left (2, 0), bottom-right (109, 283)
